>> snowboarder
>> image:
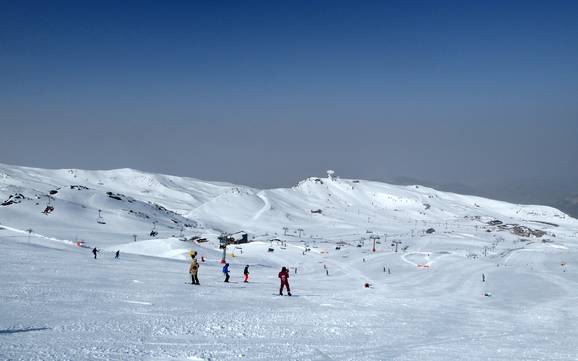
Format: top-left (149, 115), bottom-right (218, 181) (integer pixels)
top-left (278, 266), bottom-right (291, 296)
top-left (223, 263), bottom-right (230, 283)
top-left (189, 251), bottom-right (199, 285)
top-left (92, 247), bottom-right (99, 259)
top-left (243, 265), bottom-right (249, 283)
top-left (115, 250), bottom-right (120, 259)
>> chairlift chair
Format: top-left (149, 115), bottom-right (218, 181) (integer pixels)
top-left (97, 209), bottom-right (106, 224)
top-left (42, 196), bottom-right (54, 215)
top-left (42, 205), bottom-right (54, 215)
top-left (149, 221), bottom-right (158, 237)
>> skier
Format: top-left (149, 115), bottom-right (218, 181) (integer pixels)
top-left (189, 251), bottom-right (200, 285)
top-left (92, 247), bottom-right (99, 259)
top-left (278, 266), bottom-right (291, 296)
top-left (223, 263), bottom-right (230, 283)
top-left (115, 250), bottom-right (120, 259)
top-left (482, 273), bottom-right (486, 282)
top-left (243, 265), bottom-right (249, 283)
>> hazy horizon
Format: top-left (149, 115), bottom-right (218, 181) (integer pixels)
top-left (1, 1), bottom-right (577, 201)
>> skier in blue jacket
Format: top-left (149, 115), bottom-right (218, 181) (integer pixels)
top-left (223, 263), bottom-right (230, 283)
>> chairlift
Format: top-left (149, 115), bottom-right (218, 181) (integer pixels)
top-left (42, 196), bottom-right (54, 215)
top-left (97, 209), bottom-right (106, 225)
top-left (149, 221), bottom-right (158, 237)
top-left (42, 205), bottom-right (54, 215)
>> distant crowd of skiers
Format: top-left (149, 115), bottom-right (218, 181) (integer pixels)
top-left (92, 247), bottom-right (120, 259)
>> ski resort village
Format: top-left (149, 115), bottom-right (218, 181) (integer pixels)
top-left (1, 164), bottom-right (577, 360)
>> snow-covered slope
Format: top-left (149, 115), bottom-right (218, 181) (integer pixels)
top-left (2, 163), bottom-right (578, 360)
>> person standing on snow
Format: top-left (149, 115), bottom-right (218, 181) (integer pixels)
top-left (278, 266), bottom-right (291, 296)
top-left (92, 247), bottom-right (99, 259)
top-left (189, 251), bottom-right (200, 285)
top-left (115, 250), bottom-right (120, 259)
top-left (243, 265), bottom-right (250, 283)
top-left (223, 263), bottom-right (230, 283)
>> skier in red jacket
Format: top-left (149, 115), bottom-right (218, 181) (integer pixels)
top-left (278, 266), bottom-right (291, 296)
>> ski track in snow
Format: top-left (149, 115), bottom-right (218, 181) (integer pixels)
top-left (251, 191), bottom-right (270, 221)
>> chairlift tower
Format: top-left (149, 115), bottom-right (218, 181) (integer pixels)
top-left (218, 233), bottom-right (232, 264)
top-left (370, 234), bottom-right (380, 253)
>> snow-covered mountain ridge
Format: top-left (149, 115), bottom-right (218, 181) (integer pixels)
top-left (0, 163), bottom-right (576, 248)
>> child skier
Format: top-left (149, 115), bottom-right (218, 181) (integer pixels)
top-left (223, 263), bottom-right (230, 283)
top-left (278, 266), bottom-right (291, 296)
top-left (189, 251), bottom-right (200, 285)
top-left (243, 265), bottom-right (249, 283)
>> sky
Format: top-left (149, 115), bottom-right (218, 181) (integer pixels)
top-left (1, 1), bottom-right (577, 193)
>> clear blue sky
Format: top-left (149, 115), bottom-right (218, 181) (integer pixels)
top-left (1, 1), bottom-right (577, 190)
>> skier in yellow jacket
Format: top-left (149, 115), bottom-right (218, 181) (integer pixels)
top-left (189, 251), bottom-right (200, 285)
